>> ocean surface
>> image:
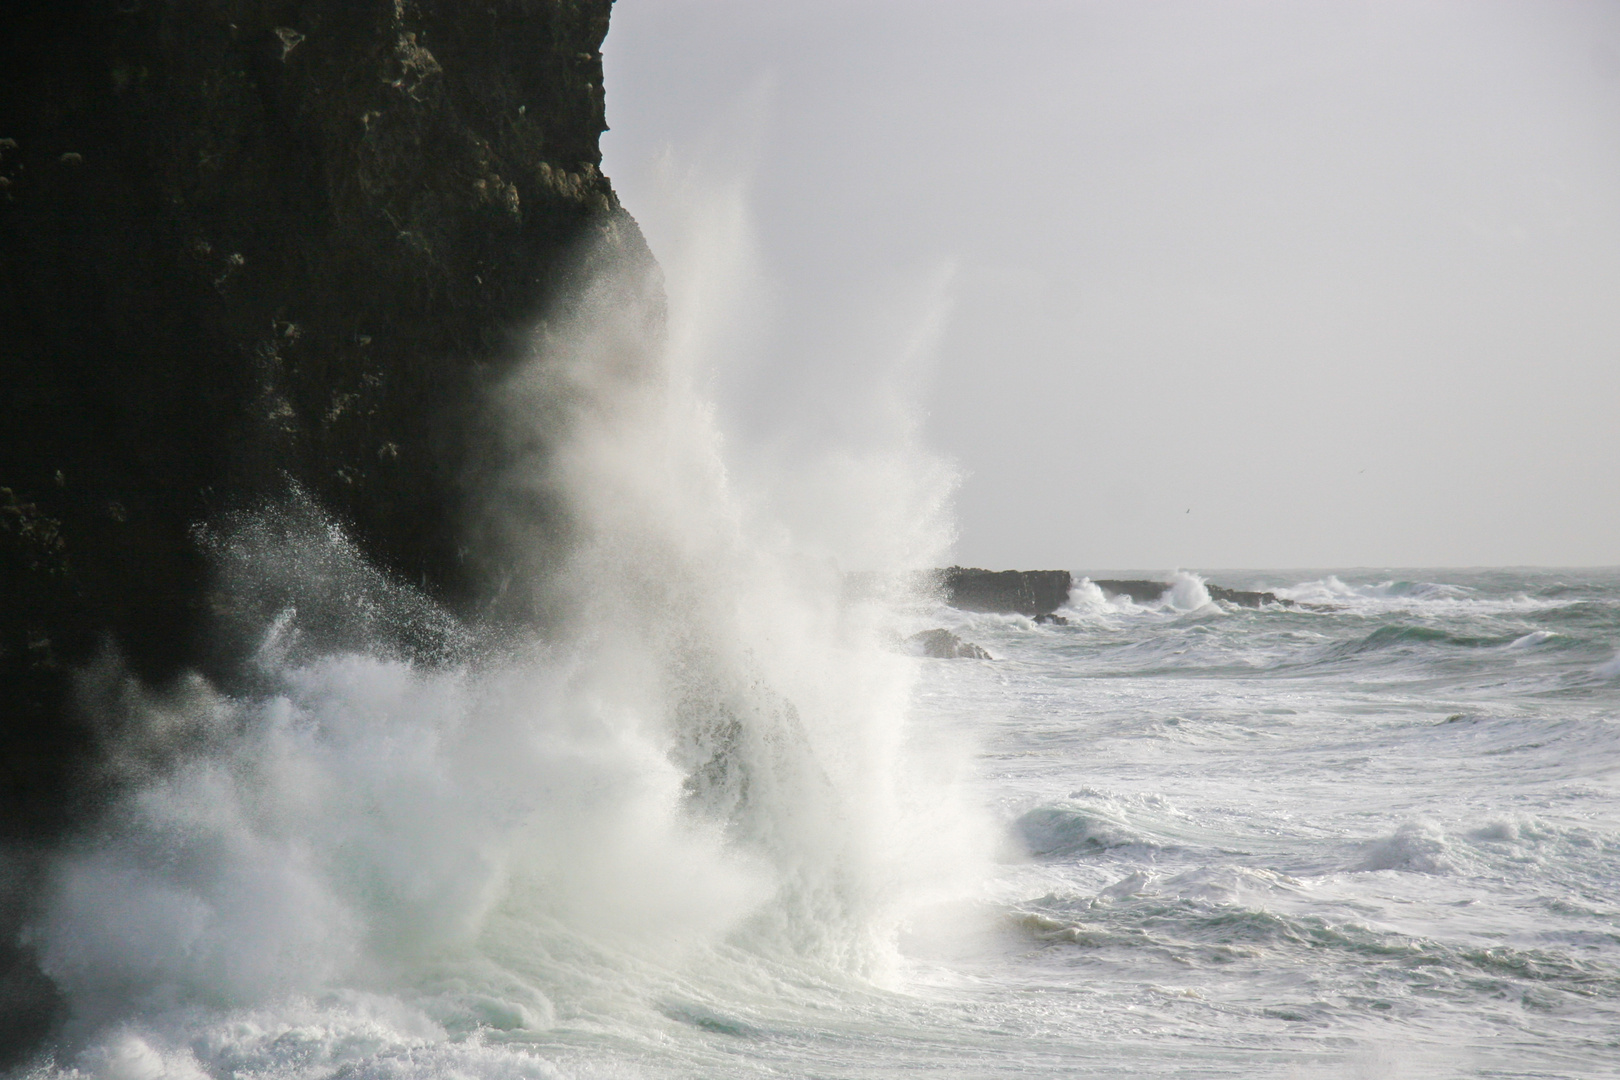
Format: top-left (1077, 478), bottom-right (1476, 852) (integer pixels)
top-left (912, 568), bottom-right (1620, 1078)
top-left (22, 566), bottom-right (1620, 1080)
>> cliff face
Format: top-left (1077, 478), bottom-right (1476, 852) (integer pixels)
top-left (0, 0), bottom-right (646, 840)
top-left (1, 1), bottom-right (649, 1053)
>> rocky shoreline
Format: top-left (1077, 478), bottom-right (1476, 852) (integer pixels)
top-left (1090, 578), bottom-right (1292, 609)
top-left (934, 568), bottom-right (1293, 615)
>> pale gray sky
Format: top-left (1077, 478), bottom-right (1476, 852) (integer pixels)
top-left (602, 0), bottom-right (1620, 570)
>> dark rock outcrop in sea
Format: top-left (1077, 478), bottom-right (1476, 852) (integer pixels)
top-left (1089, 579), bottom-right (1171, 604)
top-left (915, 569), bottom-right (1294, 617)
top-left (1091, 579), bottom-right (1292, 608)
top-left (906, 628), bottom-right (992, 660)
top-left (938, 567), bottom-right (1073, 617)
top-left (1206, 584), bottom-right (1292, 608)
top-left (0, 2), bottom-right (639, 1056)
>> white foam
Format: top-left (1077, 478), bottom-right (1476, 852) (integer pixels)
top-left (1274, 574), bottom-right (1560, 619)
top-left (1167, 570), bottom-right (1214, 612)
top-left (1506, 630), bottom-right (1555, 649)
top-left (1351, 820), bottom-right (1460, 875)
top-left (1060, 574), bottom-right (1215, 621)
top-left (75, 1032), bottom-right (210, 1080)
top-left (29, 191), bottom-right (992, 1067)
top-left (1063, 577), bottom-right (1112, 613)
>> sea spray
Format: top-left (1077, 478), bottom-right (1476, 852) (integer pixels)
top-left (478, 210), bottom-right (977, 969)
top-left (19, 207), bottom-right (987, 1072)
top-left (1167, 570), bottom-right (1213, 612)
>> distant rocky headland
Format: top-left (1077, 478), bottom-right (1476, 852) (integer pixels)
top-left (930, 568), bottom-right (1292, 615)
top-left (891, 569), bottom-right (1296, 666)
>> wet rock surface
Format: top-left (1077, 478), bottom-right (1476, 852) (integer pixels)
top-left (1, 0), bottom-right (643, 842)
top-left (1091, 579), bottom-right (1293, 608)
top-left (1206, 584), bottom-right (1293, 608)
top-left (0, 4), bottom-right (641, 1056)
top-left (938, 567), bottom-right (1073, 616)
top-left (906, 629), bottom-right (993, 660)
top-left (1089, 579), bottom-right (1172, 604)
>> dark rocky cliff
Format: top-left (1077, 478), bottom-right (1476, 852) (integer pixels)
top-left (0, 2), bottom-right (644, 1049)
top-left (1, 0), bottom-right (646, 837)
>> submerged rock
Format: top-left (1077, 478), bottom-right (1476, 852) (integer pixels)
top-left (907, 628), bottom-right (993, 660)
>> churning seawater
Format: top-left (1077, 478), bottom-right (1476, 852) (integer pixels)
top-left (905, 569), bottom-right (1620, 1079)
top-left (11, 212), bottom-right (1618, 1075)
top-left (24, 567), bottom-right (1620, 1079)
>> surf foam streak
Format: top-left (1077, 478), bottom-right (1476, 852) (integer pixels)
top-left (22, 189), bottom-right (985, 1072)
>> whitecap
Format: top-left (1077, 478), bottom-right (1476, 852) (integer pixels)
top-left (1352, 820), bottom-right (1460, 874)
top-left (1167, 570), bottom-right (1214, 612)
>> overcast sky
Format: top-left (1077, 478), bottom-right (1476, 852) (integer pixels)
top-left (601, 0), bottom-right (1620, 571)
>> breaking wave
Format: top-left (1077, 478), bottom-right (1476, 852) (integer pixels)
top-left (12, 207), bottom-right (987, 1075)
